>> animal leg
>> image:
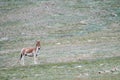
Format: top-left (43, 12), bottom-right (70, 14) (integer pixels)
top-left (34, 53), bottom-right (37, 64)
top-left (22, 55), bottom-right (25, 65)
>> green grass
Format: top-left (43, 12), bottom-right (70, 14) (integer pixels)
top-left (0, 57), bottom-right (120, 80)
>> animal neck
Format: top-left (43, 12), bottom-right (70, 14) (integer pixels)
top-left (35, 46), bottom-right (38, 51)
top-left (35, 46), bottom-right (40, 52)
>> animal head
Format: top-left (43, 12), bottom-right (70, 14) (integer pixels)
top-left (36, 41), bottom-right (41, 50)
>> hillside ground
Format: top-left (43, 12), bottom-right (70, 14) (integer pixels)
top-left (0, 0), bottom-right (120, 80)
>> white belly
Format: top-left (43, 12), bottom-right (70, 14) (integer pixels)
top-left (25, 53), bottom-right (34, 57)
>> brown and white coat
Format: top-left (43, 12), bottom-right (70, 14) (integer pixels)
top-left (19, 41), bottom-right (41, 65)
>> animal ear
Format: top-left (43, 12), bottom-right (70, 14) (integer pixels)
top-left (36, 40), bottom-right (38, 42)
top-left (36, 40), bottom-right (40, 44)
top-left (36, 40), bottom-right (40, 42)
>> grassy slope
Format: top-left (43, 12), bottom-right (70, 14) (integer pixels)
top-left (0, 0), bottom-right (120, 80)
top-left (0, 57), bottom-right (120, 80)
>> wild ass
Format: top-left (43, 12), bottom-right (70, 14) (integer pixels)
top-left (19, 41), bottom-right (41, 65)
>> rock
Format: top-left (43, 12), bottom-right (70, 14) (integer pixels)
top-left (100, 64), bottom-right (104, 66)
top-left (98, 71), bottom-right (104, 74)
top-left (104, 70), bottom-right (110, 73)
top-left (111, 67), bottom-right (119, 72)
top-left (75, 65), bottom-right (82, 68)
top-left (80, 20), bottom-right (87, 25)
top-left (0, 37), bottom-right (9, 41)
top-left (56, 42), bottom-right (61, 45)
top-left (111, 13), bottom-right (117, 17)
top-left (87, 39), bottom-right (93, 42)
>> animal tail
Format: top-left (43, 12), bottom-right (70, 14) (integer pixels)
top-left (19, 48), bottom-right (24, 61)
top-left (19, 53), bottom-right (23, 60)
